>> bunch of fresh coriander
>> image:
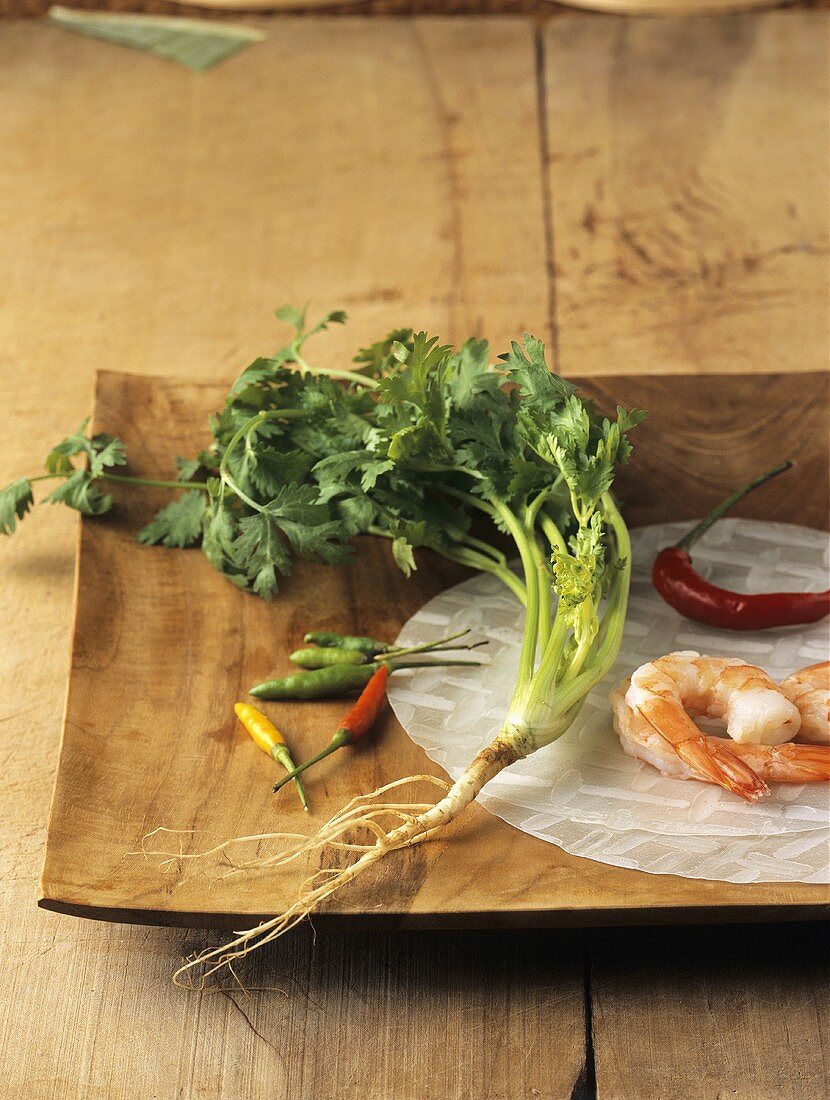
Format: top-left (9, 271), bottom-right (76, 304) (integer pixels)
top-left (1, 306), bottom-right (644, 750)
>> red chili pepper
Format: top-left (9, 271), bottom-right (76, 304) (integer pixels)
top-left (272, 665), bottom-right (389, 793)
top-left (652, 461), bottom-right (830, 631)
top-left (339, 664), bottom-right (390, 740)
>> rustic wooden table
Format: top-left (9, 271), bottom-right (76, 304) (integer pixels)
top-left (1, 9), bottom-right (827, 1098)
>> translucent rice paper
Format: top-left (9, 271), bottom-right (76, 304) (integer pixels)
top-left (388, 520), bottom-right (830, 884)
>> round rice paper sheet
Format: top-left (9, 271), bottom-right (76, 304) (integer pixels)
top-left (388, 519), bottom-right (830, 885)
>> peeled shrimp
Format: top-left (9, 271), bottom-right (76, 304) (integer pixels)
top-left (781, 662), bottom-right (830, 745)
top-left (621, 651), bottom-right (803, 801)
top-left (612, 682), bottom-right (830, 792)
top-left (626, 651), bottom-right (801, 747)
top-left (612, 682), bottom-right (767, 800)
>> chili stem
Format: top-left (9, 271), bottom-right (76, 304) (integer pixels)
top-left (273, 729), bottom-right (352, 792)
top-left (384, 628), bottom-right (472, 660)
top-left (676, 461), bottom-right (793, 552)
top-left (388, 659), bottom-right (485, 669)
top-left (270, 745), bottom-right (310, 811)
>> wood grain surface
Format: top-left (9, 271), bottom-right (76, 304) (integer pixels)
top-left (545, 12), bottom-right (830, 377)
top-left (577, 373), bottom-right (830, 532)
top-left (589, 921), bottom-right (830, 1099)
top-left (1, 11), bottom-right (828, 1099)
top-left (0, 17), bottom-right (549, 388)
top-left (40, 368), bottom-right (830, 929)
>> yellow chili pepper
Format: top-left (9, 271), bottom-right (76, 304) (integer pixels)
top-left (234, 703), bottom-right (309, 812)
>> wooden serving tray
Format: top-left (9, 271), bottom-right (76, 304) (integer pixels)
top-left (40, 369), bottom-right (829, 929)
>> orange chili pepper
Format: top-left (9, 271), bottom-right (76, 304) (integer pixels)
top-left (272, 665), bottom-right (389, 793)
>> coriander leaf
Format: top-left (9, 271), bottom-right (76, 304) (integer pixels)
top-left (137, 491), bottom-right (206, 548)
top-left (265, 485), bottom-right (353, 564)
top-left (45, 422), bottom-right (127, 479)
top-left (391, 535), bottom-right (417, 576)
top-left (89, 433), bottom-right (127, 478)
top-left (227, 357), bottom-right (289, 400)
top-left (274, 304), bottom-right (306, 331)
top-left (0, 477), bottom-right (34, 535)
top-left (449, 338), bottom-right (501, 410)
top-left (615, 406), bottom-right (648, 436)
top-left (506, 454), bottom-right (550, 501)
top-left (378, 332), bottom-right (453, 430)
top-left (45, 451), bottom-right (74, 476)
top-left (233, 512), bottom-right (292, 599)
top-left (278, 518), bottom-right (352, 565)
top-left (452, 413), bottom-right (514, 496)
top-left (502, 335), bottom-right (574, 407)
top-left (274, 304), bottom-right (348, 345)
top-left (45, 470), bottom-right (112, 516)
top-left (317, 308), bottom-right (347, 328)
top-left (313, 451), bottom-right (394, 500)
top-left (266, 483), bottom-right (329, 525)
top-left (176, 455), bottom-right (206, 482)
top-left (46, 419), bottom-right (92, 465)
top-left (611, 407), bottom-right (648, 465)
top-left (202, 498), bottom-right (242, 579)
top-left (251, 563), bottom-right (279, 599)
top-left (301, 308), bottom-right (348, 340)
top-left (353, 329), bottom-right (414, 377)
top-left (336, 495), bottom-right (375, 537)
top-left (247, 448), bottom-right (314, 499)
top-left (387, 421), bottom-right (452, 468)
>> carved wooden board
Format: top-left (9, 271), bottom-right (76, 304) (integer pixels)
top-left (39, 368), bottom-right (829, 928)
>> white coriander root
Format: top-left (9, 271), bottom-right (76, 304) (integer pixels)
top-left (161, 736), bottom-right (519, 988)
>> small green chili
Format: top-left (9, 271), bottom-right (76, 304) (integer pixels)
top-left (303, 631), bottom-right (390, 655)
top-left (249, 658), bottom-right (483, 700)
top-left (289, 646), bottom-right (370, 669)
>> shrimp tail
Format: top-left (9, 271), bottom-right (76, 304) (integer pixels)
top-left (729, 741), bottom-right (830, 784)
top-left (635, 697), bottom-right (769, 802)
top-left (677, 738), bottom-right (769, 802)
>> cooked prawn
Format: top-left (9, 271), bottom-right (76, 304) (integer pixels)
top-left (612, 682), bottom-right (767, 799)
top-left (612, 681), bottom-right (830, 789)
top-left (622, 651), bottom-right (803, 801)
top-left (626, 651), bottom-right (801, 745)
top-left (781, 662), bottom-right (830, 745)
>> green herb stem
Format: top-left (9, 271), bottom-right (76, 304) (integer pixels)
top-left (557, 595), bottom-right (600, 688)
top-left (297, 363), bottom-right (378, 389)
top-left (538, 513), bottom-right (568, 557)
top-left (543, 494), bottom-right (631, 720)
top-left (424, 542), bottom-right (528, 607)
top-left (524, 480), bottom-right (563, 528)
top-left (458, 532), bottom-right (507, 566)
top-left (29, 472), bottom-right (211, 492)
top-left (218, 409), bottom-right (311, 512)
top-left (365, 523), bottom-right (527, 605)
top-left (526, 528), bottom-right (552, 653)
top-left (492, 500), bottom-right (541, 693)
top-left (519, 608), bottom-right (569, 718)
top-left (101, 474), bottom-right (210, 492)
top-left (438, 484), bottom-right (498, 519)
